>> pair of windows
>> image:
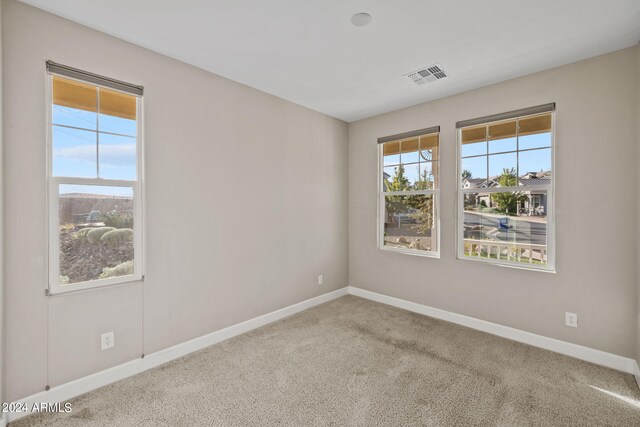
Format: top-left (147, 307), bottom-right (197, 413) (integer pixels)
top-left (379, 105), bottom-right (554, 271)
top-left (47, 62), bottom-right (144, 294)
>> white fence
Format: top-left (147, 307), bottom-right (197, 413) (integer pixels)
top-left (463, 239), bottom-right (547, 264)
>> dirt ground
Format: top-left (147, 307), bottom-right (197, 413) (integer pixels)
top-left (59, 226), bottom-right (134, 283)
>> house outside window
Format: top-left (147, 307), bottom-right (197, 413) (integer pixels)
top-left (457, 104), bottom-right (555, 271)
top-left (47, 61), bottom-right (144, 294)
top-left (378, 127), bottom-right (440, 257)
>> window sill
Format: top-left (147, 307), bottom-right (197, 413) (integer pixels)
top-left (380, 246), bottom-right (440, 259)
top-left (48, 274), bottom-right (144, 296)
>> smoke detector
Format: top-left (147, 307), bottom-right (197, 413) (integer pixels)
top-left (351, 13), bottom-right (372, 27)
top-left (405, 65), bottom-right (447, 86)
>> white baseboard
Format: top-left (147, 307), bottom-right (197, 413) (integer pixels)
top-left (6, 287), bottom-right (348, 424)
top-left (634, 361), bottom-right (640, 390)
top-left (348, 286), bottom-right (637, 375)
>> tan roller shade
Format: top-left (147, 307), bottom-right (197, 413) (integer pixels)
top-left (519, 114), bottom-right (551, 136)
top-left (461, 125), bottom-right (487, 145)
top-left (100, 87), bottom-right (137, 120)
top-left (461, 113), bottom-right (552, 145)
top-left (53, 75), bottom-right (137, 121)
top-left (382, 133), bottom-right (439, 156)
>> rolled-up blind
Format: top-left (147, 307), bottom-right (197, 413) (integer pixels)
top-left (378, 126), bottom-right (440, 144)
top-left (456, 103), bottom-right (554, 129)
top-left (46, 60), bottom-right (143, 96)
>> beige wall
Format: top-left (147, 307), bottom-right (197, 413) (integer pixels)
top-left (0, 0), bottom-right (4, 415)
top-left (636, 43), bottom-right (640, 368)
top-left (3, 1), bottom-right (348, 401)
top-left (3, 0), bottom-right (640, 405)
top-left (349, 47), bottom-right (639, 358)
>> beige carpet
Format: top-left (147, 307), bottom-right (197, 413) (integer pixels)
top-left (11, 295), bottom-right (640, 426)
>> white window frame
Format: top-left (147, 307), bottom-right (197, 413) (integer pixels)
top-left (456, 106), bottom-right (555, 272)
top-left (46, 67), bottom-right (144, 295)
top-left (377, 127), bottom-right (440, 258)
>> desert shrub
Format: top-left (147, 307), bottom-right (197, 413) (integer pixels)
top-left (102, 212), bottom-right (134, 229)
top-left (59, 275), bottom-right (70, 285)
top-left (101, 228), bottom-right (133, 247)
top-left (86, 227), bottom-right (116, 244)
top-left (480, 207), bottom-right (500, 214)
top-left (99, 260), bottom-right (134, 279)
top-left (60, 224), bottom-right (76, 233)
top-left (72, 227), bottom-right (97, 240)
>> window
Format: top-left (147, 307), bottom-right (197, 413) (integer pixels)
top-left (47, 61), bottom-right (144, 293)
top-left (378, 127), bottom-right (440, 257)
top-left (457, 104), bottom-right (554, 270)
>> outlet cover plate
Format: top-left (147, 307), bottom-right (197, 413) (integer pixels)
top-left (101, 331), bottom-right (115, 350)
top-left (565, 312), bottom-right (578, 328)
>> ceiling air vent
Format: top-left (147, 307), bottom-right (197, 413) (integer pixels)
top-left (405, 64), bottom-right (447, 86)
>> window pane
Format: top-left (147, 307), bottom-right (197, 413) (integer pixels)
top-left (415, 161), bottom-right (436, 190)
top-left (462, 191), bottom-right (547, 265)
top-left (461, 124), bottom-right (486, 158)
top-left (489, 137), bottom-right (517, 154)
top-left (53, 105), bottom-right (97, 130)
top-left (383, 141), bottom-right (400, 166)
top-left (400, 137), bottom-right (420, 164)
top-left (461, 141), bottom-right (486, 157)
top-left (488, 152), bottom-right (517, 183)
top-left (382, 166), bottom-right (396, 191)
top-left (518, 114), bottom-right (552, 150)
top-left (488, 120), bottom-right (517, 154)
top-left (58, 184), bottom-right (135, 285)
top-left (403, 163), bottom-right (420, 188)
top-left (519, 148), bottom-right (551, 180)
top-left (99, 87), bottom-right (137, 136)
top-left (98, 134), bottom-right (137, 180)
top-left (519, 132), bottom-right (552, 150)
top-left (52, 76), bottom-right (97, 130)
top-left (384, 194), bottom-right (437, 252)
top-left (52, 126), bottom-right (97, 178)
top-left (461, 156), bottom-right (487, 184)
top-left (383, 165), bottom-right (412, 192)
top-left (420, 134), bottom-right (438, 162)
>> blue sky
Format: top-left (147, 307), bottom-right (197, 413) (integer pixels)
top-left (53, 104), bottom-right (136, 197)
top-left (383, 133), bottom-right (551, 187)
top-left (460, 133), bottom-right (551, 181)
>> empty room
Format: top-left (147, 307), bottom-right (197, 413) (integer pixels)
top-left (1, 0), bottom-right (640, 425)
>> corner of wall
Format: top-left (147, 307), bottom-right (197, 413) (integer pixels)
top-left (0, 0), bottom-right (5, 414)
top-left (636, 41), bottom-right (640, 379)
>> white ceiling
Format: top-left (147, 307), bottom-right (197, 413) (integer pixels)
top-left (20, 0), bottom-right (640, 122)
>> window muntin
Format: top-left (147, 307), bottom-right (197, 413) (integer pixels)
top-left (458, 111), bottom-right (553, 270)
top-left (379, 130), bottom-right (439, 256)
top-left (48, 73), bottom-right (143, 293)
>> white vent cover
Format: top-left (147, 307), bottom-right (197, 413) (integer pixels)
top-left (405, 65), bottom-right (447, 85)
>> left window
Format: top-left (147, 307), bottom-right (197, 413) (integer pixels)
top-left (378, 127), bottom-right (440, 257)
top-left (47, 62), bottom-right (143, 294)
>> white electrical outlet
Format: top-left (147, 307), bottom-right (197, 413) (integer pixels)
top-left (565, 312), bottom-right (578, 328)
top-left (101, 331), bottom-right (115, 350)
top-left (317, 274), bottom-right (323, 285)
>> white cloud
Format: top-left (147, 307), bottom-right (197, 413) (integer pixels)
top-left (54, 143), bottom-right (135, 167)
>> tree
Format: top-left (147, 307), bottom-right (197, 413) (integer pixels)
top-left (384, 166), bottom-right (435, 234)
top-left (462, 169), bottom-right (472, 180)
top-left (408, 168), bottom-right (434, 234)
top-left (385, 165), bottom-right (410, 222)
top-left (491, 168), bottom-right (526, 215)
top-left (384, 164), bottom-right (410, 192)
